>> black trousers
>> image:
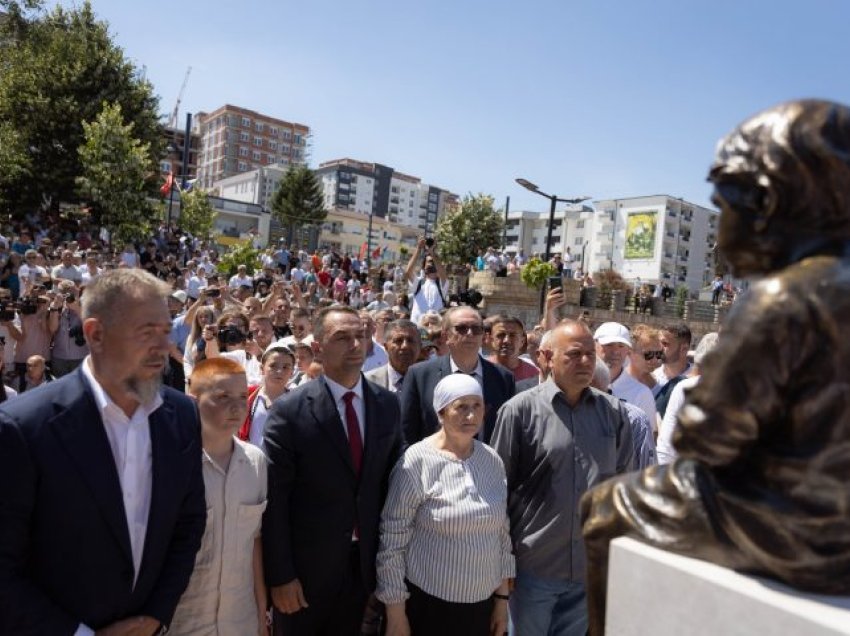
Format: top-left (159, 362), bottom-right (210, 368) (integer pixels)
top-left (273, 543), bottom-right (369, 636)
top-left (406, 581), bottom-right (494, 636)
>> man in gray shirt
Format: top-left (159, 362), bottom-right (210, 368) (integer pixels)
top-left (491, 320), bottom-right (634, 636)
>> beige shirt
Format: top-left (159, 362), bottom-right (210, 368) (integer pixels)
top-left (170, 438), bottom-right (267, 636)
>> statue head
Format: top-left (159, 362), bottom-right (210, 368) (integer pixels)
top-left (708, 99), bottom-right (850, 277)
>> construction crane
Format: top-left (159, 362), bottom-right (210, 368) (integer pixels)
top-left (167, 66), bottom-right (192, 129)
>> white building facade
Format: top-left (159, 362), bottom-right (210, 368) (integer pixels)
top-left (504, 195), bottom-right (718, 293)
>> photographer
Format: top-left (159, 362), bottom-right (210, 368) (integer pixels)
top-left (405, 236), bottom-right (448, 324)
top-left (47, 280), bottom-right (88, 377)
top-left (0, 288), bottom-right (23, 384)
top-left (203, 310), bottom-right (262, 385)
top-left (12, 288), bottom-right (52, 389)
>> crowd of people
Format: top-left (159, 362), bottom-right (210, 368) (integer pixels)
top-left (0, 213), bottom-right (720, 636)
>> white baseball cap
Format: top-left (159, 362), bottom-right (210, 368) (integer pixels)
top-left (593, 322), bottom-right (632, 347)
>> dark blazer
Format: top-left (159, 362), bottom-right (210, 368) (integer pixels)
top-left (400, 354), bottom-right (516, 445)
top-left (262, 374), bottom-right (404, 600)
top-left (0, 368), bottom-right (206, 635)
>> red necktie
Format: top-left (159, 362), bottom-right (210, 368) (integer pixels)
top-left (342, 392), bottom-right (363, 477)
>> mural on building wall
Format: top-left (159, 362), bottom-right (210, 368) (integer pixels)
top-left (624, 211), bottom-right (657, 260)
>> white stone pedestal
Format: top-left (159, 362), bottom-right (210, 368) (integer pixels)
top-left (606, 537), bottom-right (850, 635)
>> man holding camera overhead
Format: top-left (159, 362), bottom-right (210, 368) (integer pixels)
top-left (405, 237), bottom-right (448, 325)
top-left (47, 279), bottom-right (88, 377)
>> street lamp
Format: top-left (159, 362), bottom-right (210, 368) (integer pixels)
top-left (516, 178), bottom-right (590, 312)
top-left (165, 143), bottom-right (178, 228)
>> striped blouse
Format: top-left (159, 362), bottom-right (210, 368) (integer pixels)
top-left (375, 438), bottom-right (515, 604)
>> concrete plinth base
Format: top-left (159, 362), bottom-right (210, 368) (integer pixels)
top-left (606, 537), bottom-right (850, 636)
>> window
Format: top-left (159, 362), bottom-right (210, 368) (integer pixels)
top-left (281, 144), bottom-right (290, 154)
top-left (239, 147), bottom-right (248, 157)
top-left (576, 220), bottom-right (585, 229)
top-left (294, 133), bottom-right (302, 145)
top-left (252, 151), bottom-right (261, 161)
top-left (574, 237), bottom-right (583, 246)
top-left (293, 149), bottom-right (302, 159)
top-left (238, 161), bottom-right (247, 171)
top-left (254, 137), bottom-right (263, 147)
top-left (255, 121), bottom-right (264, 132)
top-left (239, 131), bottom-right (249, 142)
top-left (282, 129), bottom-right (292, 141)
top-left (268, 140), bottom-right (277, 151)
top-left (267, 155), bottom-right (276, 164)
top-left (270, 126), bottom-right (278, 136)
top-left (241, 117), bottom-right (250, 127)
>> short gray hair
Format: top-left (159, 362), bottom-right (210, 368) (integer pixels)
top-left (694, 332), bottom-right (720, 366)
top-left (82, 269), bottom-right (171, 325)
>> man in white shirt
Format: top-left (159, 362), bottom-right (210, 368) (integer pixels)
top-left (228, 264), bottom-right (253, 290)
top-left (0, 269), bottom-right (205, 635)
top-left (360, 311), bottom-right (389, 373)
top-left (594, 322), bottom-right (657, 424)
top-left (405, 238), bottom-right (448, 325)
top-left (18, 249), bottom-right (49, 288)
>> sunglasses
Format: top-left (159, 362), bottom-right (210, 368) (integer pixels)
top-left (452, 324), bottom-right (484, 336)
top-left (642, 350), bottom-right (664, 361)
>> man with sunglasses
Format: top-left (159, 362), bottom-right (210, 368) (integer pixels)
top-left (400, 306), bottom-right (515, 445)
top-left (594, 322), bottom-right (657, 425)
top-left (652, 322), bottom-right (692, 418)
top-left (625, 324), bottom-right (663, 397)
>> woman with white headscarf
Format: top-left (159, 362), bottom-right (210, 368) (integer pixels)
top-left (376, 374), bottom-right (514, 636)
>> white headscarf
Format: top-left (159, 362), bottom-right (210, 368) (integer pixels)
top-left (432, 374), bottom-right (483, 414)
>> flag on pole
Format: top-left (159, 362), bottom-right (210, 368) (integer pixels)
top-left (371, 246), bottom-right (381, 259)
top-left (359, 241), bottom-right (368, 259)
top-left (160, 171), bottom-right (174, 196)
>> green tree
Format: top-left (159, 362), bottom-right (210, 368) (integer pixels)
top-left (520, 258), bottom-right (557, 289)
top-left (178, 189), bottom-right (216, 239)
top-left (434, 193), bottom-right (504, 267)
top-left (0, 1), bottom-right (162, 215)
top-left (218, 241), bottom-right (262, 277)
top-left (77, 102), bottom-right (156, 245)
top-left (270, 165), bottom-right (326, 246)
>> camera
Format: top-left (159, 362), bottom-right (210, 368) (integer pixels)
top-left (69, 325), bottom-right (86, 347)
top-left (548, 275), bottom-right (563, 291)
top-left (64, 293), bottom-right (76, 304)
top-left (218, 325), bottom-right (246, 347)
top-left (448, 289), bottom-right (483, 308)
top-left (0, 304), bottom-right (14, 322)
top-left (18, 298), bottom-right (38, 315)
top-left (425, 237), bottom-right (434, 248)
top-left (205, 288), bottom-right (221, 299)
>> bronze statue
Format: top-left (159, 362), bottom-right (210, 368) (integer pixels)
top-left (581, 99), bottom-right (850, 634)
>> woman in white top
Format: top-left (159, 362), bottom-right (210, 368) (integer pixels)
top-left (238, 344), bottom-right (294, 449)
top-left (376, 374), bottom-right (514, 636)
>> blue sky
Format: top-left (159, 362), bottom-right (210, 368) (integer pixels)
top-left (56, 0), bottom-right (850, 212)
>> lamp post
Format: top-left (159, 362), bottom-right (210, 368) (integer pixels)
top-left (165, 143), bottom-right (178, 228)
top-left (515, 178), bottom-right (589, 313)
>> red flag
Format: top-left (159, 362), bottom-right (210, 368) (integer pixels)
top-left (160, 172), bottom-right (174, 196)
top-left (371, 246), bottom-right (381, 259)
top-left (359, 241), bottom-right (368, 259)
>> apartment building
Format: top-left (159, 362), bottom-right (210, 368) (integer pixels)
top-left (504, 195), bottom-right (719, 293)
top-left (195, 105), bottom-right (310, 189)
top-left (314, 158), bottom-right (458, 232)
top-left (318, 206), bottom-right (420, 264)
top-left (213, 165), bottom-right (288, 210)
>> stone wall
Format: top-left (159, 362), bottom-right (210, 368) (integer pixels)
top-left (467, 271), bottom-right (724, 341)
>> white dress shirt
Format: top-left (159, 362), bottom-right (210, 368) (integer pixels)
top-left (450, 355), bottom-right (484, 391)
top-left (387, 365), bottom-right (405, 393)
top-left (323, 375), bottom-right (365, 442)
top-left (362, 340), bottom-right (389, 373)
top-left (76, 358), bottom-right (163, 636)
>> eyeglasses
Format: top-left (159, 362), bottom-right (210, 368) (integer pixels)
top-left (452, 324), bottom-right (484, 336)
top-left (642, 350), bottom-right (664, 361)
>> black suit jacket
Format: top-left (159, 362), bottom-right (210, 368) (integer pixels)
top-left (400, 354), bottom-right (516, 445)
top-left (262, 375), bottom-right (404, 600)
top-left (0, 368), bottom-right (206, 635)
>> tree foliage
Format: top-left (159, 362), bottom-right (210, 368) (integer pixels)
top-left (433, 193), bottom-right (504, 267)
top-left (270, 165), bottom-right (326, 244)
top-left (0, 1), bottom-right (162, 215)
top-left (178, 189), bottom-right (216, 240)
top-left (218, 240), bottom-right (262, 277)
top-left (520, 258), bottom-right (557, 289)
top-left (77, 102), bottom-right (156, 245)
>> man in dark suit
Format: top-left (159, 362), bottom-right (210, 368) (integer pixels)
top-left (264, 305), bottom-right (405, 635)
top-left (0, 269), bottom-right (206, 635)
top-left (400, 305), bottom-right (515, 445)
top-left (364, 318), bottom-right (421, 394)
